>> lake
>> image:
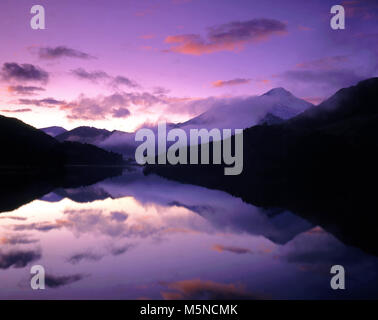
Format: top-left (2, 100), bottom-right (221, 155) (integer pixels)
top-left (1, 167), bottom-right (377, 299)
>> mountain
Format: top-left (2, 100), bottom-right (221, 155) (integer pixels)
top-left (40, 126), bottom-right (67, 137)
top-left (97, 130), bottom-right (136, 159)
top-left (0, 115), bottom-right (123, 166)
top-left (56, 126), bottom-right (113, 144)
top-left (145, 77), bottom-right (378, 255)
top-left (257, 112), bottom-right (285, 125)
top-left (177, 87), bottom-right (313, 131)
top-left (55, 126), bottom-right (137, 159)
top-left (146, 77), bottom-right (378, 194)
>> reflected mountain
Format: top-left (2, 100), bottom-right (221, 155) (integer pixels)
top-left (40, 168), bottom-right (313, 245)
top-left (0, 166), bottom-right (123, 213)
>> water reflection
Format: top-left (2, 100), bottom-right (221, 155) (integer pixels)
top-left (0, 168), bottom-right (377, 299)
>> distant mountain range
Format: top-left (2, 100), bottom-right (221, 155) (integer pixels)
top-left (40, 87), bottom-right (313, 158)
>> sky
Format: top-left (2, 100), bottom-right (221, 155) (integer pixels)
top-left (0, 0), bottom-right (377, 131)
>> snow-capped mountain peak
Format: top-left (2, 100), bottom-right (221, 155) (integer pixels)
top-left (263, 87), bottom-right (293, 97)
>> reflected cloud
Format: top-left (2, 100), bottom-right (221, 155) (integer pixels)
top-left (168, 201), bottom-right (215, 215)
top-left (67, 251), bottom-right (104, 265)
top-left (0, 249), bottom-right (41, 269)
top-left (160, 279), bottom-right (257, 300)
top-left (0, 216), bottom-right (27, 221)
top-left (40, 169), bottom-right (314, 244)
top-left (13, 221), bottom-right (64, 232)
top-left (0, 234), bottom-right (38, 245)
top-left (45, 273), bottom-right (88, 288)
top-left (110, 211), bottom-right (129, 222)
top-left (277, 226), bottom-right (378, 282)
top-left (212, 244), bottom-right (252, 255)
top-left (109, 244), bottom-right (135, 256)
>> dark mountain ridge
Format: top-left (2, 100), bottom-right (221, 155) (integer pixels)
top-left (55, 126), bottom-right (113, 143)
top-left (0, 115), bottom-right (123, 166)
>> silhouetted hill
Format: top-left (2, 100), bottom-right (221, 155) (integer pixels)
top-left (145, 77), bottom-right (378, 255)
top-left (40, 126), bottom-right (67, 137)
top-left (0, 115), bottom-right (123, 166)
top-left (56, 126), bottom-right (113, 144)
top-left (0, 115), bottom-right (63, 166)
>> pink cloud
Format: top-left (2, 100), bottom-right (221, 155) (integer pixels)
top-left (165, 18), bottom-right (287, 55)
top-left (212, 78), bottom-right (251, 88)
top-left (0, 108), bottom-right (32, 113)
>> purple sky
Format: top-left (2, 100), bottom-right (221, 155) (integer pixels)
top-left (0, 0), bottom-right (377, 131)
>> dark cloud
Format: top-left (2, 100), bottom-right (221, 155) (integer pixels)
top-left (110, 211), bottom-right (129, 222)
top-left (67, 252), bottom-right (103, 265)
top-left (112, 76), bottom-right (139, 88)
top-left (1, 63), bottom-right (49, 83)
top-left (212, 78), bottom-right (251, 88)
top-left (165, 18), bottom-right (287, 55)
top-left (168, 201), bottom-right (215, 215)
top-left (0, 108), bottom-right (32, 113)
top-left (45, 273), bottom-right (87, 288)
top-left (110, 244), bottom-right (134, 256)
top-left (7, 85), bottom-right (45, 95)
top-left (112, 107), bottom-right (131, 118)
top-left (72, 68), bottom-right (139, 90)
top-left (208, 19), bottom-right (287, 42)
top-left (71, 68), bottom-right (110, 82)
top-left (13, 221), bottom-right (63, 232)
top-left (0, 216), bottom-right (27, 221)
top-left (38, 46), bottom-right (95, 60)
top-left (18, 98), bottom-right (66, 108)
top-left (0, 249), bottom-right (41, 269)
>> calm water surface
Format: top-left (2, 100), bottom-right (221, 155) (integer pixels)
top-left (1, 168), bottom-right (377, 299)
